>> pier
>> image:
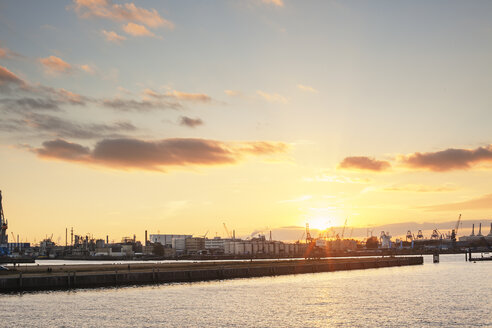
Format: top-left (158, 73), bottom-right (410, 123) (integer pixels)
top-left (0, 256), bottom-right (423, 292)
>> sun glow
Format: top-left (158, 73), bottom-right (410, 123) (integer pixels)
top-left (306, 216), bottom-right (337, 231)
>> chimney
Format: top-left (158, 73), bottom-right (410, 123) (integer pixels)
top-left (471, 224), bottom-right (475, 236)
top-left (233, 230), bottom-right (235, 241)
top-left (106, 235), bottom-right (109, 244)
top-left (477, 223), bottom-right (482, 236)
top-left (145, 230), bottom-right (148, 246)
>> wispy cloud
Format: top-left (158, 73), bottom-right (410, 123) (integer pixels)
top-left (39, 56), bottom-right (72, 75)
top-left (257, 90), bottom-right (288, 104)
top-left (102, 30), bottom-right (127, 43)
top-left (31, 137), bottom-right (288, 172)
top-left (1, 113), bottom-right (137, 139)
top-left (420, 193), bottom-right (492, 211)
top-left (384, 184), bottom-right (457, 193)
top-left (144, 88), bottom-right (212, 103)
top-left (224, 90), bottom-right (241, 97)
top-left (261, 0), bottom-right (284, 7)
top-left (80, 64), bottom-right (96, 74)
top-left (303, 174), bottom-right (371, 184)
top-left (0, 43), bottom-right (23, 59)
top-left (73, 0), bottom-right (174, 29)
top-left (1, 64), bottom-right (209, 114)
top-left (278, 195), bottom-right (312, 203)
top-left (338, 156), bottom-right (391, 172)
top-left (297, 84), bottom-right (318, 93)
top-left (179, 116), bottom-right (203, 128)
top-left (0, 65), bottom-right (25, 91)
top-left (101, 97), bottom-right (181, 112)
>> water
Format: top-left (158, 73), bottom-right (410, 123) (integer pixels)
top-left (1, 255), bottom-right (490, 327)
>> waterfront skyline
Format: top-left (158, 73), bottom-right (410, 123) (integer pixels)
top-left (1, 1), bottom-right (492, 243)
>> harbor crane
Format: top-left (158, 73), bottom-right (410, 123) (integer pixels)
top-left (223, 223), bottom-right (231, 238)
top-left (451, 214), bottom-right (461, 241)
top-left (305, 223), bottom-right (313, 243)
top-left (297, 231), bottom-right (305, 244)
top-left (341, 218), bottom-right (348, 239)
top-left (0, 190), bottom-right (8, 245)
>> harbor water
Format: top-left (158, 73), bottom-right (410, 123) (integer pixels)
top-left (1, 254), bottom-right (490, 327)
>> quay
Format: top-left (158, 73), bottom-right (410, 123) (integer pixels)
top-left (0, 256), bottom-right (423, 292)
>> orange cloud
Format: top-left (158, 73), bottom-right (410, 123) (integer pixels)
top-left (297, 84), bottom-right (318, 93)
top-left (384, 184), bottom-right (457, 192)
top-left (0, 44), bottom-right (21, 59)
top-left (224, 90), bottom-right (241, 97)
top-left (400, 145), bottom-right (492, 171)
top-left (102, 29), bottom-right (126, 43)
top-left (261, 0), bottom-right (284, 7)
top-left (39, 56), bottom-right (72, 74)
top-left (73, 0), bottom-right (174, 29)
top-left (80, 64), bottom-right (96, 74)
top-left (123, 22), bottom-right (155, 37)
top-left (168, 90), bottom-right (211, 102)
top-left (0, 65), bottom-right (24, 87)
top-left (338, 156), bottom-right (391, 172)
top-left (257, 90), bottom-right (288, 104)
top-left (32, 138), bottom-right (288, 171)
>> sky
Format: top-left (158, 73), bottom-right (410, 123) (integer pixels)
top-left (1, 0), bottom-right (491, 244)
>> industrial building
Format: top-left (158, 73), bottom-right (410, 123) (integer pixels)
top-left (150, 234), bottom-right (191, 247)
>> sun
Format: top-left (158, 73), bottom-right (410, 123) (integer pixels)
top-left (307, 216), bottom-right (335, 231)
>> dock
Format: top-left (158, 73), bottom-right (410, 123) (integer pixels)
top-left (0, 256), bottom-right (423, 292)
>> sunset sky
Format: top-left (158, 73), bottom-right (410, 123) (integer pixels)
top-left (1, 1), bottom-right (491, 243)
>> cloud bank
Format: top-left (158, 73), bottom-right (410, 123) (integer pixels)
top-left (420, 193), bottom-right (492, 211)
top-left (338, 144), bottom-right (492, 172)
top-left (32, 138), bottom-right (288, 171)
top-left (401, 146), bottom-right (492, 171)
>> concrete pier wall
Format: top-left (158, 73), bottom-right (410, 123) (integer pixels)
top-left (0, 257), bottom-right (423, 292)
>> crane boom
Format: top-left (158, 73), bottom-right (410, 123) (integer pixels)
top-left (0, 191), bottom-right (8, 244)
top-left (341, 218), bottom-right (348, 239)
top-left (455, 214), bottom-right (462, 234)
top-left (223, 223), bottom-right (231, 239)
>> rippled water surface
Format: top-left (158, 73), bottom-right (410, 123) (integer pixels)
top-left (2, 255), bottom-right (491, 327)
